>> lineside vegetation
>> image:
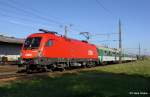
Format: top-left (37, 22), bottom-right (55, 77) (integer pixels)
top-left (0, 59), bottom-right (150, 97)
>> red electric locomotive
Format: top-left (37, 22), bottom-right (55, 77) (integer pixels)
top-left (20, 29), bottom-right (98, 73)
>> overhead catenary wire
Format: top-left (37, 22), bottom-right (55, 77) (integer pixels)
top-left (92, 33), bottom-right (118, 37)
top-left (7, 0), bottom-right (67, 25)
top-left (0, 0), bottom-right (86, 36)
top-left (0, 8), bottom-right (59, 31)
top-left (98, 40), bottom-right (118, 42)
top-left (0, 0), bottom-right (103, 38)
top-left (94, 0), bottom-right (121, 49)
top-left (10, 0), bottom-right (94, 33)
top-left (95, 0), bottom-right (117, 18)
top-left (5, 0), bottom-right (86, 33)
top-left (0, 9), bottom-right (59, 30)
top-left (0, 0), bottom-right (63, 25)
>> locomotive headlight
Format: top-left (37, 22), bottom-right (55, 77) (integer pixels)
top-left (37, 51), bottom-right (43, 57)
top-left (20, 52), bottom-right (22, 56)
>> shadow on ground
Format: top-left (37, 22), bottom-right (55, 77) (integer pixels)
top-left (0, 70), bottom-right (150, 97)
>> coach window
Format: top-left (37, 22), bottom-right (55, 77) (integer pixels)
top-left (109, 51), bottom-right (111, 56)
top-left (105, 51), bottom-right (108, 56)
top-left (108, 51), bottom-right (111, 56)
top-left (117, 53), bottom-right (119, 56)
top-left (113, 52), bottom-right (115, 56)
top-left (45, 40), bottom-right (53, 47)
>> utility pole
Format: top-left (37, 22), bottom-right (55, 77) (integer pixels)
top-left (119, 19), bottom-right (122, 63)
top-left (64, 25), bottom-right (67, 37)
top-left (64, 24), bottom-right (72, 37)
top-left (139, 43), bottom-right (141, 58)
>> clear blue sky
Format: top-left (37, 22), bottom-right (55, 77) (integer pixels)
top-left (0, 0), bottom-right (149, 55)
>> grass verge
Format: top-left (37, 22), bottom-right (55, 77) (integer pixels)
top-left (0, 59), bottom-right (150, 97)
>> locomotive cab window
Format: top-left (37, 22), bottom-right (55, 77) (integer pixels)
top-left (24, 37), bottom-right (42, 50)
top-left (45, 40), bottom-right (53, 47)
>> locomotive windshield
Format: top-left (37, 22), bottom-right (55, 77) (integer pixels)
top-left (23, 37), bottom-right (42, 50)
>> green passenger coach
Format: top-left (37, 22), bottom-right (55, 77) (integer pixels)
top-left (96, 46), bottom-right (136, 64)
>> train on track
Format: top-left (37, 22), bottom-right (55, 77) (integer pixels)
top-left (19, 29), bottom-right (137, 73)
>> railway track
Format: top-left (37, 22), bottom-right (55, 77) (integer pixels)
top-left (0, 72), bottom-right (27, 80)
top-left (0, 67), bottom-right (94, 80)
top-left (0, 62), bottom-right (133, 80)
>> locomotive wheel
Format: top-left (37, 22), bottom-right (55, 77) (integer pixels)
top-left (60, 68), bottom-right (65, 72)
top-left (37, 65), bottom-right (53, 72)
top-left (86, 64), bottom-right (92, 68)
top-left (81, 62), bottom-right (87, 68)
top-left (36, 68), bottom-right (43, 73)
top-left (56, 63), bottom-right (66, 72)
top-left (27, 69), bottom-right (32, 74)
top-left (26, 65), bottom-right (33, 74)
top-left (81, 65), bottom-right (86, 68)
top-left (86, 62), bottom-right (93, 68)
top-left (101, 61), bottom-right (107, 66)
top-left (44, 66), bottom-right (53, 72)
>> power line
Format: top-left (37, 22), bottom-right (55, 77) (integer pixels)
top-left (0, 9), bottom-right (59, 29)
top-left (0, 0), bottom-right (63, 25)
top-left (0, 1), bottom-right (79, 34)
top-left (9, 0), bottom-right (69, 25)
top-left (92, 33), bottom-right (118, 36)
top-left (98, 40), bottom-right (118, 42)
top-left (7, 0), bottom-right (87, 33)
top-left (0, 0), bottom-right (94, 38)
top-left (1, 17), bottom-right (56, 30)
top-left (0, 6), bottom-right (63, 31)
top-left (95, 0), bottom-right (114, 17)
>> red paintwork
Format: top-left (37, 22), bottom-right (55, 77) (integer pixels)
top-left (21, 32), bottom-right (98, 60)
